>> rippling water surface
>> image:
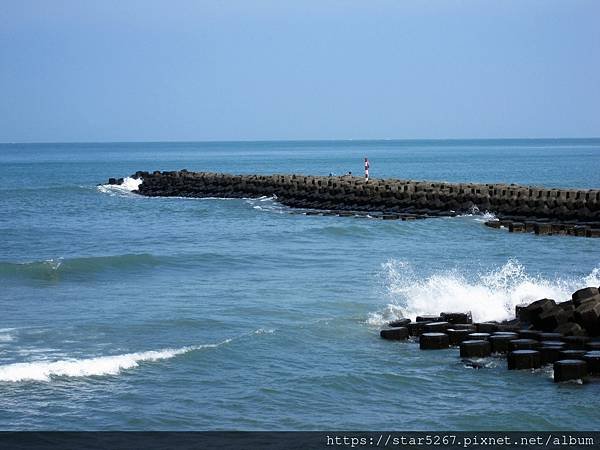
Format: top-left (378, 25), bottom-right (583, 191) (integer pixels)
top-left (1, 139), bottom-right (599, 430)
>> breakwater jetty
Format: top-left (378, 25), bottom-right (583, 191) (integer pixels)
top-left (380, 286), bottom-right (600, 383)
top-left (110, 170), bottom-right (600, 237)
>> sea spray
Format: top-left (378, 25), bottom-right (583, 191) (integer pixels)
top-left (367, 259), bottom-right (600, 325)
top-left (459, 206), bottom-right (498, 222)
top-left (477, 211), bottom-right (498, 222)
top-left (96, 176), bottom-right (142, 196)
top-left (123, 177), bottom-right (143, 191)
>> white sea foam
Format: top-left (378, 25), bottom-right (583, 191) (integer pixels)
top-left (478, 211), bottom-right (498, 222)
top-left (16, 347), bottom-right (64, 355)
top-left (97, 177), bottom-right (142, 196)
top-left (245, 196), bottom-right (286, 214)
top-left (0, 328), bottom-right (17, 344)
top-left (44, 258), bottom-right (63, 270)
top-left (367, 259), bottom-right (600, 326)
top-left (458, 206), bottom-right (498, 222)
top-left (0, 339), bottom-right (231, 383)
top-left (253, 328), bottom-right (276, 335)
top-left (462, 358), bottom-right (498, 369)
top-left (119, 177), bottom-right (143, 191)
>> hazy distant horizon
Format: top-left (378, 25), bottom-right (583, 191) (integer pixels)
top-left (1, 1), bottom-right (599, 142)
top-left (2, 136), bottom-right (600, 146)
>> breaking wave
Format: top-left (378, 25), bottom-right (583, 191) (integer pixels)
top-left (367, 259), bottom-right (600, 325)
top-left (0, 326), bottom-right (278, 383)
top-left (245, 195), bottom-right (287, 214)
top-left (0, 340), bottom-right (231, 382)
top-left (458, 206), bottom-right (498, 222)
top-left (96, 176), bottom-right (142, 196)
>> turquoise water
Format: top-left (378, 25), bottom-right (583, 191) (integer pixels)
top-left (1, 139), bottom-right (600, 430)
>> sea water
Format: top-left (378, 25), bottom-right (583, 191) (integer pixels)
top-left (0, 139), bottom-right (599, 430)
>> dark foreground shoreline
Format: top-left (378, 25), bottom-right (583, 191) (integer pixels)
top-left (109, 171), bottom-right (600, 237)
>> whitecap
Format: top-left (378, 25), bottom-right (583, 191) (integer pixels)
top-left (458, 206), bottom-right (498, 222)
top-left (368, 259), bottom-right (600, 325)
top-left (244, 196), bottom-right (286, 214)
top-left (253, 328), bottom-right (276, 335)
top-left (0, 334), bottom-right (14, 343)
top-left (97, 177), bottom-right (143, 197)
top-left (0, 339), bottom-right (230, 383)
top-left (44, 258), bottom-right (63, 271)
top-left (477, 211), bottom-right (498, 222)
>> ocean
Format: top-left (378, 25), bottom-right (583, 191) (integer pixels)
top-left (0, 139), bottom-right (599, 430)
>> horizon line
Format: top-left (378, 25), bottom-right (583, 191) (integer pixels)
top-left (1, 136), bottom-right (600, 145)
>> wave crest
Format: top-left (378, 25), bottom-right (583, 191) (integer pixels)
top-left (367, 259), bottom-right (600, 325)
top-left (245, 196), bottom-right (287, 214)
top-left (459, 206), bottom-right (498, 222)
top-left (0, 254), bottom-right (159, 280)
top-left (97, 176), bottom-right (142, 196)
top-left (0, 340), bottom-right (231, 383)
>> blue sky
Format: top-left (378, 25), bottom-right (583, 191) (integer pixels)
top-left (1, 0), bottom-right (599, 142)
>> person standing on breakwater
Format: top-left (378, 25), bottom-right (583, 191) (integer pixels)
top-left (364, 157), bottom-right (370, 182)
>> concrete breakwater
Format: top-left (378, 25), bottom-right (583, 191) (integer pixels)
top-left (110, 170), bottom-right (600, 235)
top-left (380, 286), bottom-right (600, 383)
